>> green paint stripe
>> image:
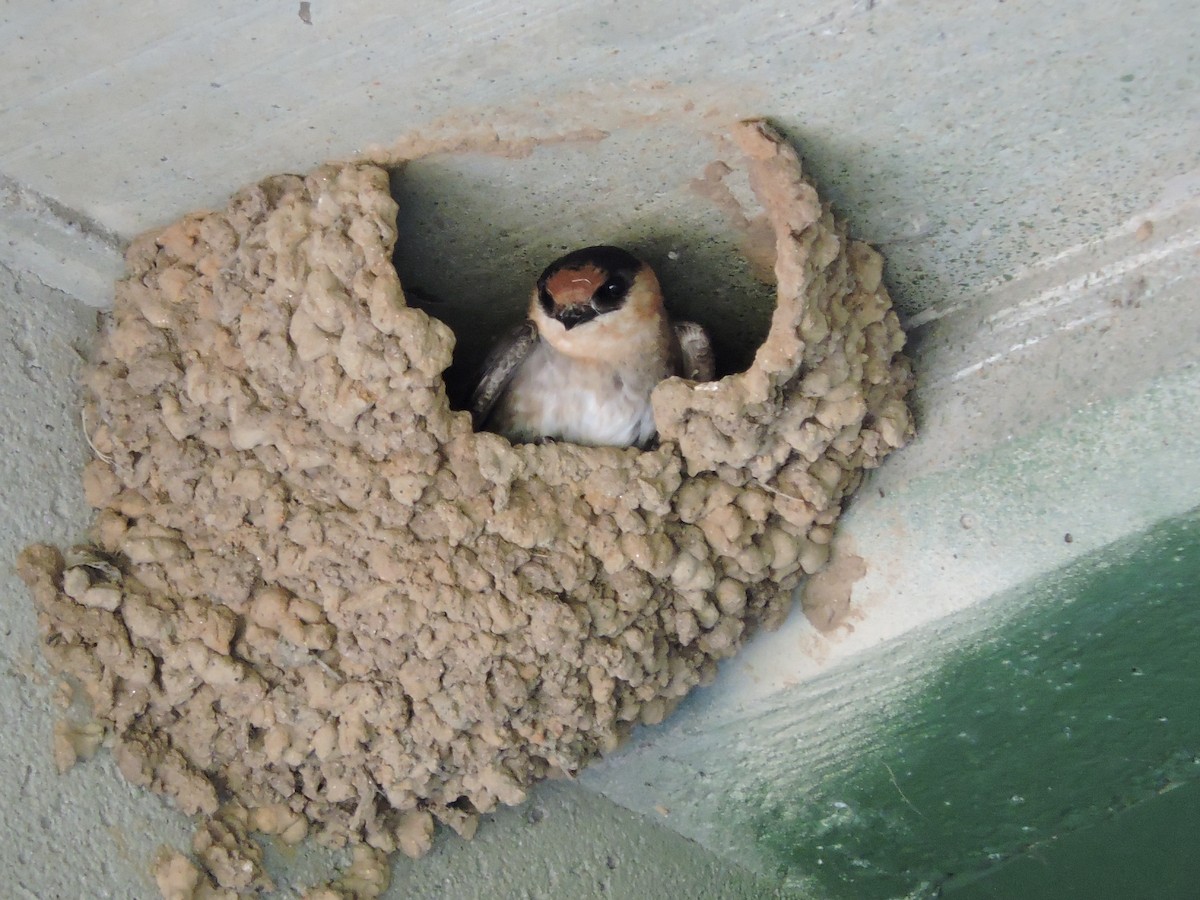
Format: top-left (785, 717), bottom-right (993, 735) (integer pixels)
top-left (748, 507), bottom-right (1200, 898)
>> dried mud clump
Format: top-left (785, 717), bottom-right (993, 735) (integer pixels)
top-left (19, 121), bottom-right (913, 857)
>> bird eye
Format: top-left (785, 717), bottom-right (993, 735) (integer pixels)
top-left (594, 278), bottom-right (627, 310)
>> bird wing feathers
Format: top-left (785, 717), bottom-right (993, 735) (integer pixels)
top-left (470, 319), bottom-right (714, 432)
top-left (673, 321), bottom-right (715, 382)
top-left (469, 320), bottom-right (540, 428)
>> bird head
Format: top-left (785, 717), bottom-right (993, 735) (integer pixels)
top-left (529, 246), bottom-right (666, 360)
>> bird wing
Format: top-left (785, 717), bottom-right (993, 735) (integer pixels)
top-left (673, 321), bottom-right (715, 382)
top-left (469, 320), bottom-right (540, 428)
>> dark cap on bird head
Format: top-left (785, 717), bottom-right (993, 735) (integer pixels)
top-left (536, 246), bottom-right (644, 329)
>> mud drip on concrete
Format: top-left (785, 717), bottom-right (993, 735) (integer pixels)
top-left (17, 120), bottom-right (912, 896)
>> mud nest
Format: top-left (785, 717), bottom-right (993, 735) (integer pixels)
top-left (19, 121), bottom-right (913, 861)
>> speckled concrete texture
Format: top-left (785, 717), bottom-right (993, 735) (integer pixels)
top-left (383, 780), bottom-right (791, 899)
top-left (0, 264), bottom-right (196, 898)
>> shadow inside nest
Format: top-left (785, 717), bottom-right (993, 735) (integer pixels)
top-left (386, 151), bottom-right (778, 413)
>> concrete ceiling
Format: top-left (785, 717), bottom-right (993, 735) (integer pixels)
top-left (4, 1), bottom-right (1196, 319)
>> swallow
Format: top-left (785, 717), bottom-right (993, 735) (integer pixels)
top-left (470, 246), bottom-right (714, 449)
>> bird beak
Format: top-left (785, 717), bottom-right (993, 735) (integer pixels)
top-left (554, 304), bottom-right (598, 331)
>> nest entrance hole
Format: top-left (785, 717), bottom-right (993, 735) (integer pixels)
top-left (384, 144), bottom-right (778, 411)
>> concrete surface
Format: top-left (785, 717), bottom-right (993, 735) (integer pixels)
top-left (2, 0), bottom-right (1198, 896)
top-left (0, 264), bottom-right (194, 899)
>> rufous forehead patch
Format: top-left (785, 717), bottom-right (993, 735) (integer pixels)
top-left (545, 264), bottom-right (605, 305)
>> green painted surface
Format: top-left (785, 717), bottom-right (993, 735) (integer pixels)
top-left (748, 507), bottom-right (1200, 898)
top-left (944, 775), bottom-right (1200, 899)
